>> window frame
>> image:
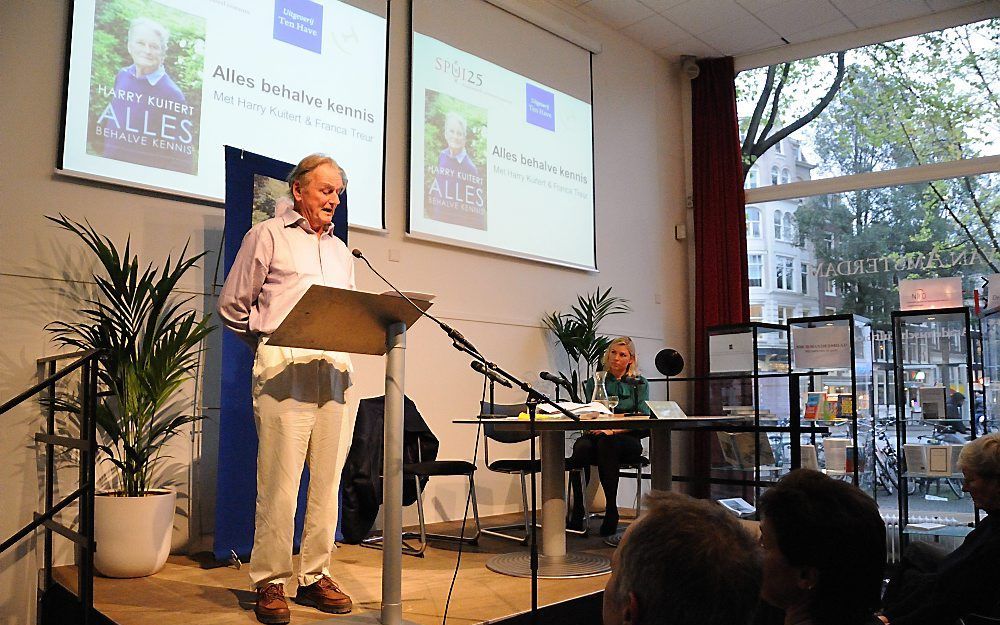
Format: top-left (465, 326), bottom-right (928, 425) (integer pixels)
top-left (748, 253), bottom-right (764, 288)
top-left (775, 254), bottom-right (795, 291)
top-left (746, 206), bottom-right (762, 238)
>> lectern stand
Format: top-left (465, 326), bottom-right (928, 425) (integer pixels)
top-left (268, 284), bottom-right (431, 625)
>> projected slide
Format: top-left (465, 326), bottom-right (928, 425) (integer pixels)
top-left (61, 0), bottom-right (386, 229)
top-left (409, 34), bottom-right (595, 270)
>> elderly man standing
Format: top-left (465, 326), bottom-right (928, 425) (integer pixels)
top-left (218, 154), bottom-right (356, 624)
top-left (603, 491), bottom-right (762, 625)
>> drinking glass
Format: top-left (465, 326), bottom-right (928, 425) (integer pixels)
top-left (607, 396), bottom-right (619, 411)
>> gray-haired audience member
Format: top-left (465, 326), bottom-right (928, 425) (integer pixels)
top-left (757, 469), bottom-right (886, 625)
top-left (880, 432), bottom-right (1000, 625)
top-left (603, 491), bottom-right (762, 625)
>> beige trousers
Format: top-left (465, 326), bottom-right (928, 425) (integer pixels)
top-left (248, 342), bottom-right (355, 589)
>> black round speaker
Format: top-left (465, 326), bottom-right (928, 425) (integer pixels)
top-left (654, 348), bottom-right (684, 377)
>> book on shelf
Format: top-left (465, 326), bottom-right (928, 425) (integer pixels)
top-left (823, 438), bottom-right (851, 473)
top-left (919, 386), bottom-right (947, 420)
top-left (800, 444), bottom-right (819, 470)
top-left (804, 392), bottom-right (826, 420)
top-left (718, 497), bottom-right (756, 518)
top-left (926, 445), bottom-right (951, 476)
top-left (722, 405), bottom-right (774, 418)
top-left (716, 431), bottom-right (775, 469)
top-left (903, 443), bottom-right (928, 474)
top-left (837, 395), bottom-right (855, 419)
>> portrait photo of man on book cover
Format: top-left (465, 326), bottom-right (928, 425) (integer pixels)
top-left (86, 0), bottom-right (205, 175)
top-left (423, 90), bottom-right (488, 231)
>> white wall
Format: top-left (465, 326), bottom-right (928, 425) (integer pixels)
top-left (0, 1), bottom-right (688, 621)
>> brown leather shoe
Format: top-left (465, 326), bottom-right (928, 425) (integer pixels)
top-left (255, 583), bottom-right (290, 624)
top-left (295, 575), bottom-right (352, 614)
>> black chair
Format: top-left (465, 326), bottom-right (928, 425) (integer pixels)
top-left (364, 426), bottom-right (481, 557)
top-left (479, 401), bottom-right (538, 543)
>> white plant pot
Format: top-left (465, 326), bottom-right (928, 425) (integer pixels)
top-left (94, 489), bottom-right (175, 578)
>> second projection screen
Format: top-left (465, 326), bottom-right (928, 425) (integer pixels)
top-left (408, 2), bottom-right (595, 270)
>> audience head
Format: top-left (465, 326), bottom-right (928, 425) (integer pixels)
top-left (603, 491), bottom-right (761, 625)
top-left (603, 337), bottom-right (638, 379)
top-left (757, 469), bottom-right (886, 625)
top-left (957, 432), bottom-right (1000, 514)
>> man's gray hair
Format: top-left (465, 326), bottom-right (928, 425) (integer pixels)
top-left (286, 153), bottom-right (348, 193)
top-left (958, 431), bottom-right (1000, 477)
top-left (609, 491), bottom-right (761, 625)
top-left (129, 17), bottom-right (170, 48)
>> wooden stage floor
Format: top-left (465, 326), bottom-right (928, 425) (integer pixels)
top-left (54, 513), bottom-right (619, 625)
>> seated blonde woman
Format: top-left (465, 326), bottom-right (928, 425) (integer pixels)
top-left (566, 337), bottom-right (649, 536)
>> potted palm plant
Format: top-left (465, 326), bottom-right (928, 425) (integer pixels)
top-left (541, 287), bottom-right (630, 402)
top-left (46, 214), bottom-right (213, 578)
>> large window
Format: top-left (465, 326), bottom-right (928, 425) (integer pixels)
top-left (775, 255), bottom-right (794, 290)
top-left (739, 20), bottom-right (998, 185)
top-left (738, 18), bottom-right (998, 328)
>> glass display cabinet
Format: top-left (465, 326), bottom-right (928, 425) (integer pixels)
top-left (980, 308), bottom-right (1000, 433)
top-left (667, 323), bottom-right (836, 512)
top-left (787, 314), bottom-right (875, 493)
top-left (698, 324), bottom-right (795, 505)
top-left (891, 307), bottom-right (982, 548)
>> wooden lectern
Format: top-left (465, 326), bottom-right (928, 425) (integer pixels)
top-left (268, 284), bottom-right (431, 625)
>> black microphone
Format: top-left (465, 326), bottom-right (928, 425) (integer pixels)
top-left (472, 360), bottom-right (513, 388)
top-left (352, 248), bottom-right (481, 356)
top-left (539, 371), bottom-right (563, 385)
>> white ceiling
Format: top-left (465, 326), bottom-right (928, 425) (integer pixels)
top-left (559, 0), bottom-right (990, 58)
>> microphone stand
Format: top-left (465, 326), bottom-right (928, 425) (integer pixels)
top-left (354, 249), bottom-right (577, 624)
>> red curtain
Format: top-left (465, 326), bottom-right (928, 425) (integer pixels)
top-left (690, 57), bottom-right (749, 495)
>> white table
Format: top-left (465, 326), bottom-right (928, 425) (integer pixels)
top-left (455, 414), bottom-right (744, 577)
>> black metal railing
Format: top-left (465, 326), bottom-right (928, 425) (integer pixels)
top-left (0, 349), bottom-right (101, 625)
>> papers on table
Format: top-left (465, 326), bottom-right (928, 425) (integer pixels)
top-left (536, 401), bottom-right (612, 415)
